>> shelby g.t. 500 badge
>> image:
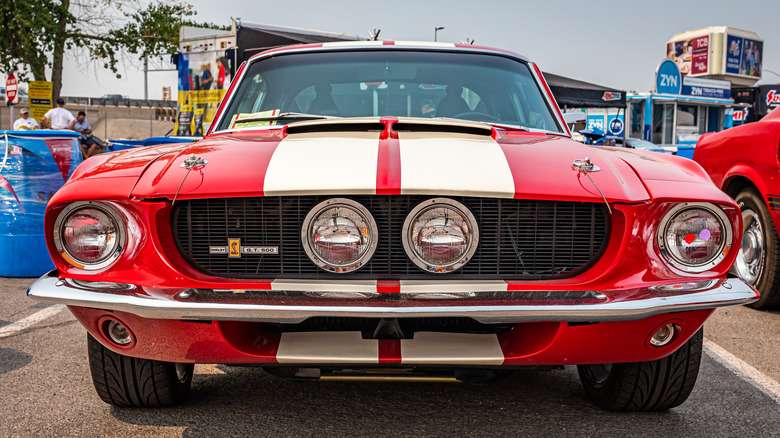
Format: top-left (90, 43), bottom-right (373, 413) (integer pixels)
top-left (209, 239), bottom-right (279, 258)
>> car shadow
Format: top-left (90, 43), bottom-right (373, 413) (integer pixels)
top-left (109, 365), bottom-right (698, 436)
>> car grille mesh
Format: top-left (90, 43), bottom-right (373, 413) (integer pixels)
top-left (172, 196), bottom-right (609, 280)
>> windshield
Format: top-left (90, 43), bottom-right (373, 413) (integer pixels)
top-left (214, 50), bottom-right (564, 133)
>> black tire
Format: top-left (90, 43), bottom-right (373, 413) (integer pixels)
top-left (87, 334), bottom-right (193, 407)
top-left (577, 328), bottom-right (703, 411)
top-left (733, 188), bottom-right (780, 309)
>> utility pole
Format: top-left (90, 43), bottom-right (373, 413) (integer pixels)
top-left (434, 27), bottom-right (444, 42)
top-left (143, 55), bottom-right (148, 101)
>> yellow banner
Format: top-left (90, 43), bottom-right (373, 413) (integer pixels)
top-left (28, 81), bottom-right (53, 123)
top-left (175, 104), bottom-right (194, 136)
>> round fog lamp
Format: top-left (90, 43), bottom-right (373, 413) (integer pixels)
top-left (658, 203), bottom-right (732, 273)
top-left (106, 320), bottom-right (133, 345)
top-left (302, 198), bottom-right (378, 273)
top-left (650, 323), bottom-right (678, 347)
top-left (403, 198), bottom-right (479, 273)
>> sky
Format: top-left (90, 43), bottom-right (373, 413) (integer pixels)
top-left (48, 0), bottom-right (780, 99)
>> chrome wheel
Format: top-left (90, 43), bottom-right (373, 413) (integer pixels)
top-left (733, 209), bottom-right (764, 284)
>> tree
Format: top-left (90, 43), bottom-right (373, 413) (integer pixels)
top-left (0, 0), bottom-right (220, 100)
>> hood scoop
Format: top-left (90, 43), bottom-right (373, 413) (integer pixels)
top-left (393, 121), bottom-right (492, 136)
top-left (284, 117), bottom-right (493, 137)
top-left (286, 121), bottom-right (385, 135)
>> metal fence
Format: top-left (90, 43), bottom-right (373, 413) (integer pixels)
top-left (1, 95), bottom-right (177, 108)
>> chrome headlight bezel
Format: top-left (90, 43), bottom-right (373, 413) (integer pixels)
top-left (402, 198), bottom-right (479, 274)
top-left (656, 202), bottom-right (732, 273)
top-left (301, 198), bottom-right (378, 273)
top-left (53, 201), bottom-right (126, 270)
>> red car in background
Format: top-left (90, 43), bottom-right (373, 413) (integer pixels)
top-left (694, 107), bottom-right (780, 309)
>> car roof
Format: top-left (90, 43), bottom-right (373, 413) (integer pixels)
top-left (248, 41), bottom-right (530, 63)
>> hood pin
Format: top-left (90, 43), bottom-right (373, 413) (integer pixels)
top-left (572, 157), bottom-right (612, 215)
top-left (173, 154), bottom-right (208, 206)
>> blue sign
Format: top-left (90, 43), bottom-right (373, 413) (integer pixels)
top-left (726, 35), bottom-right (742, 75)
top-left (656, 59), bottom-right (681, 95)
top-left (608, 116), bottom-right (624, 135)
top-left (586, 115), bottom-right (604, 133)
top-left (681, 76), bottom-right (731, 99)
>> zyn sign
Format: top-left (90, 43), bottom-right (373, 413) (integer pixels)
top-left (656, 59), bottom-right (682, 95)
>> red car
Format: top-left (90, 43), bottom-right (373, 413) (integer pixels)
top-left (694, 107), bottom-right (780, 309)
top-left (28, 42), bottom-right (757, 411)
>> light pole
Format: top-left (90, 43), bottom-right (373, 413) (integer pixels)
top-left (763, 69), bottom-right (780, 82)
top-left (434, 27), bottom-right (444, 42)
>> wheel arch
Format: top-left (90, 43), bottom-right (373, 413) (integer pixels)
top-left (722, 174), bottom-right (761, 200)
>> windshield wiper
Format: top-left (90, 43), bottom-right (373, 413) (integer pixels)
top-left (232, 112), bottom-right (338, 125)
top-left (433, 117), bottom-right (529, 132)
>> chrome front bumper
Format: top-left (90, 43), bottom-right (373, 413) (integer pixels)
top-left (27, 271), bottom-right (758, 324)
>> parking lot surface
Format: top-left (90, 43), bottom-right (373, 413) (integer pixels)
top-left (1, 277), bottom-right (778, 437)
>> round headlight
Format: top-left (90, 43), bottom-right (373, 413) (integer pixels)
top-left (53, 202), bottom-right (125, 270)
top-left (657, 203), bottom-right (732, 273)
top-left (402, 198), bottom-right (479, 273)
top-left (301, 198), bottom-right (378, 273)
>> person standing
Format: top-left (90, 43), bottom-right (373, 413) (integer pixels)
top-left (42, 98), bottom-right (76, 130)
top-left (216, 58), bottom-right (226, 89)
top-left (13, 108), bottom-right (39, 130)
top-left (201, 64), bottom-right (214, 90)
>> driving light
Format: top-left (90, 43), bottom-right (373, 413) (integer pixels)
top-left (53, 202), bottom-right (126, 270)
top-left (650, 323), bottom-right (679, 347)
top-left (106, 320), bottom-right (133, 346)
top-left (402, 198), bottom-right (479, 273)
top-left (657, 203), bottom-right (732, 273)
top-left (302, 198), bottom-right (378, 273)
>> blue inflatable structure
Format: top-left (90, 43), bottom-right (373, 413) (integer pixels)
top-left (109, 136), bottom-right (199, 152)
top-left (0, 130), bottom-right (83, 277)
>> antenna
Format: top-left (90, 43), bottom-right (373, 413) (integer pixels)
top-left (369, 28), bottom-right (381, 41)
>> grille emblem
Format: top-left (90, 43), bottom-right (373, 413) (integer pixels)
top-left (209, 238), bottom-right (279, 258)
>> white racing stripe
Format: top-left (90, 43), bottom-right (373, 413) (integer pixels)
top-left (270, 279), bottom-right (379, 293)
top-left (704, 339), bottom-right (780, 404)
top-left (399, 280), bottom-right (508, 293)
top-left (263, 131), bottom-right (380, 196)
top-left (401, 332), bottom-right (504, 365)
top-left (393, 41), bottom-right (457, 48)
top-left (398, 132), bottom-right (515, 198)
top-left (0, 305), bottom-right (65, 339)
top-left (276, 332), bottom-right (379, 364)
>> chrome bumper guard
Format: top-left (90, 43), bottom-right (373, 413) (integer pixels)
top-left (27, 271), bottom-right (758, 324)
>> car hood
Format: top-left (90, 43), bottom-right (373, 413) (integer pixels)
top-left (117, 118), bottom-right (698, 203)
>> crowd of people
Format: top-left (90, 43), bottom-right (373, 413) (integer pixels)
top-left (12, 97), bottom-right (107, 158)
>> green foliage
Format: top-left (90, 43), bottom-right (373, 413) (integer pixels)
top-left (0, 0), bottom-right (71, 79)
top-left (0, 0), bottom-right (225, 84)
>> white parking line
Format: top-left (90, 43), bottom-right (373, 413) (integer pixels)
top-left (704, 339), bottom-right (780, 404)
top-left (0, 305), bottom-right (65, 339)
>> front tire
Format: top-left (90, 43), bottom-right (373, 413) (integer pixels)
top-left (733, 188), bottom-right (780, 309)
top-left (87, 334), bottom-right (193, 407)
top-left (577, 328), bottom-right (703, 411)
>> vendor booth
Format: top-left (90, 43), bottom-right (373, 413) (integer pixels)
top-left (543, 72), bottom-right (627, 141)
top-left (626, 59), bottom-right (736, 157)
top-left (0, 130), bottom-right (82, 277)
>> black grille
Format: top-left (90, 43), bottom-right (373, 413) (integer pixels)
top-left (172, 196), bottom-right (610, 280)
top-left (263, 317), bottom-right (513, 338)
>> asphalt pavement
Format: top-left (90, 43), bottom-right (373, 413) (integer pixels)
top-left (1, 277), bottom-right (778, 437)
